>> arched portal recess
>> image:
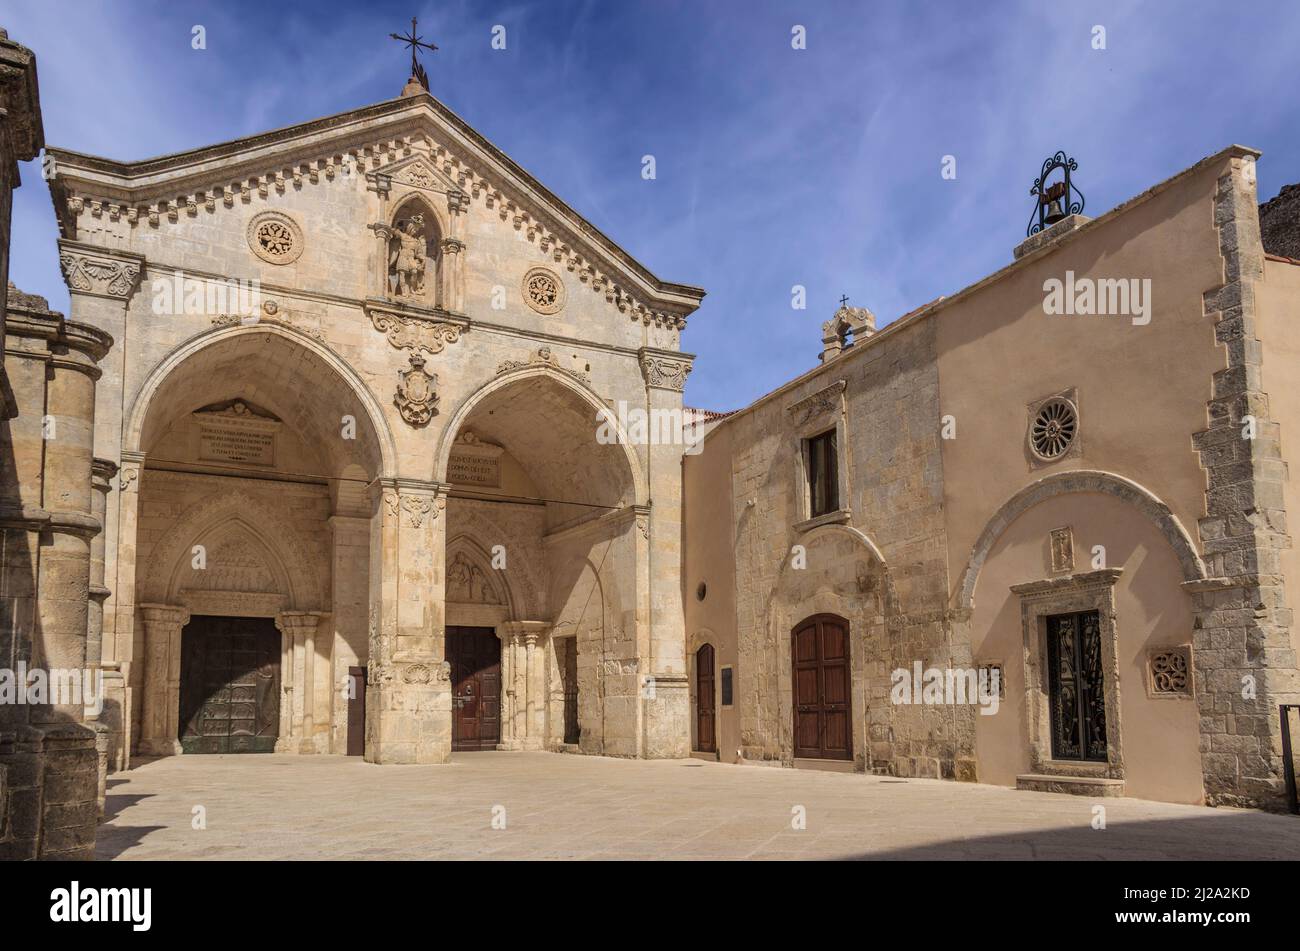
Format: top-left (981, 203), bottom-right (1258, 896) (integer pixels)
top-left (436, 367), bottom-right (646, 755)
top-left (125, 326), bottom-right (393, 758)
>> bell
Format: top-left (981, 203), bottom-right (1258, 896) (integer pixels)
top-left (1042, 197), bottom-right (1066, 226)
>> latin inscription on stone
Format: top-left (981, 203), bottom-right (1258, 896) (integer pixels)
top-left (448, 452), bottom-right (500, 487)
top-left (200, 427), bottom-right (276, 466)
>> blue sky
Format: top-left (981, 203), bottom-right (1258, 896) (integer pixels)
top-left (6, 0), bottom-right (1300, 410)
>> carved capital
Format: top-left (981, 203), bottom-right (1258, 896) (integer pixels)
top-left (57, 240), bottom-right (144, 302)
top-left (638, 349), bottom-right (692, 391)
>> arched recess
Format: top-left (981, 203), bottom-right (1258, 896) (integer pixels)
top-left (445, 533), bottom-right (517, 621)
top-left (124, 323), bottom-right (397, 479)
top-left (955, 469), bottom-right (1207, 612)
top-left (142, 490), bottom-right (323, 612)
top-left (761, 523), bottom-right (893, 767)
top-left (434, 366), bottom-right (648, 509)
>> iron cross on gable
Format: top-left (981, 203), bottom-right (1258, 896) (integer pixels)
top-left (389, 16), bottom-right (439, 90)
top-left (839, 295), bottom-right (850, 308)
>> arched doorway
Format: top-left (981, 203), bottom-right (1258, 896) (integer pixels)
top-left (695, 643), bottom-right (716, 754)
top-left (791, 614), bottom-right (853, 761)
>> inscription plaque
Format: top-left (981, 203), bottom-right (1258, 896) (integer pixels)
top-left (193, 400), bottom-right (281, 467)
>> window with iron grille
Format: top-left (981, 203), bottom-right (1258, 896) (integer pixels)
top-left (807, 429), bottom-right (839, 518)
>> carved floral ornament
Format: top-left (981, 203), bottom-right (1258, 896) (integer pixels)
top-left (496, 346), bottom-right (591, 385)
top-left (246, 210), bottom-right (304, 265)
top-left (59, 251), bottom-right (141, 299)
top-left (382, 489), bottom-right (445, 528)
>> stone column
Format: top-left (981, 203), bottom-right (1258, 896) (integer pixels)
top-left (496, 628), bottom-right (520, 750)
top-left (276, 611), bottom-right (323, 753)
top-left (638, 348), bottom-right (694, 759)
top-left (365, 479), bottom-right (451, 764)
top-left (138, 604), bottom-right (189, 756)
top-left (115, 449), bottom-right (144, 758)
top-left (328, 514), bottom-right (369, 753)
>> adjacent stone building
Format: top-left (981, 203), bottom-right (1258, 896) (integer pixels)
top-left (684, 148), bottom-right (1300, 809)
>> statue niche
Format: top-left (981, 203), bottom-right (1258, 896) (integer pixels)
top-left (384, 200), bottom-right (441, 305)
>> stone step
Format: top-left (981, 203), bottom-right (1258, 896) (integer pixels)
top-left (1016, 773), bottom-right (1125, 797)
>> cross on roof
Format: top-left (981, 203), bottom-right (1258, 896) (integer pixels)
top-left (389, 16), bottom-right (439, 90)
top-left (839, 295), bottom-right (850, 308)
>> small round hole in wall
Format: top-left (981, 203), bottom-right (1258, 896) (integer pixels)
top-left (696, 582), bottom-right (707, 601)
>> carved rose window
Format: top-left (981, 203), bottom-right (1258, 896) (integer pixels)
top-left (523, 266), bottom-right (565, 315)
top-left (247, 211), bottom-right (304, 265)
top-left (1029, 396), bottom-right (1078, 461)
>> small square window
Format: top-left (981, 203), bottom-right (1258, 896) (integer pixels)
top-left (807, 429), bottom-right (839, 518)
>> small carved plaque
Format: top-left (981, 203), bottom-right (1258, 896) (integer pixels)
top-left (1049, 526), bottom-right (1074, 573)
top-left (447, 431), bottom-right (503, 487)
top-left (194, 401), bottom-right (281, 466)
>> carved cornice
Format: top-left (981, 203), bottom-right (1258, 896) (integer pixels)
top-left (57, 240), bottom-right (144, 301)
top-left (638, 348), bottom-right (692, 391)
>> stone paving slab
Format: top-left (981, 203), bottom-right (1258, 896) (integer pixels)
top-left (94, 752), bottom-right (1300, 860)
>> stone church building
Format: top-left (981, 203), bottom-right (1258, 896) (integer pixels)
top-left (1, 27), bottom-right (1299, 859)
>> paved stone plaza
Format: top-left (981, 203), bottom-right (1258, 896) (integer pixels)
top-left (95, 753), bottom-right (1300, 860)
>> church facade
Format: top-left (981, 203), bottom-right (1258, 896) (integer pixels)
top-left (44, 74), bottom-right (704, 779)
top-left (2, 29), bottom-right (1300, 860)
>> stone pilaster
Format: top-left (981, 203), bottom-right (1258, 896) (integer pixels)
top-left (500, 621), bottom-right (550, 750)
top-left (638, 347), bottom-right (693, 759)
top-left (137, 604), bottom-right (189, 756)
top-left (442, 187), bottom-right (467, 313)
top-left (365, 479), bottom-right (451, 764)
top-left (56, 240), bottom-right (144, 747)
top-left (1191, 149), bottom-right (1300, 809)
top-left (275, 611), bottom-right (326, 753)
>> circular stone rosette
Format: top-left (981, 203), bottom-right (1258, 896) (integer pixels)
top-left (522, 266), bottom-right (566, 315)
top-left (247, 210), bottom-right (305, 265)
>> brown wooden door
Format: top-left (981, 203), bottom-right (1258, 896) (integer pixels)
top-left (791, 615), bottom-right (852, 760)
top-left (179, 615), bottom-right (280, 754)
top-left (695, 643), bottom-right (717, 753)
top-left (448, 626), bottom-right (501, 751)
top-left (346, 666), bottom-right (366, 756)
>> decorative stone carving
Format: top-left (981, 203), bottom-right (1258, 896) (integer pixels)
top-left (1049, 526), bottom-right (1075, 573)
top-left (787, 379), bottom-right (846, 425)
top-left (1148, 647), bottom-right (1191, 697)
top-left (639, 352), bottom-right (692, 392)
top-left (247, 210), bottom-right (304, 265)
top-left (496, 346), bottom-right (591, 385)
top-left (394, 351), bottom-right (439, 426)
top-left (396, 161), bottom-right (437, 189)
top-left (522, 266), bottom-right (565, 315)
top-left (389, 214), bottom-right (428, 298)
top-left (400, 661), bottom-right (451, 685)
top-left (399, 493), bottom-right (443, 528)
top-left (119, 465), bottom-right (139, 492)
top-left (447, 551), bottom-right (501, 603)
top-left (366, 302), bottom-right (463, 354)
top-left (58, 248), bottom-right (142, 299)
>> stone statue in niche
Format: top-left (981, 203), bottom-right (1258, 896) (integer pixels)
top-left (389, 214), bottom-right (428, 299)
